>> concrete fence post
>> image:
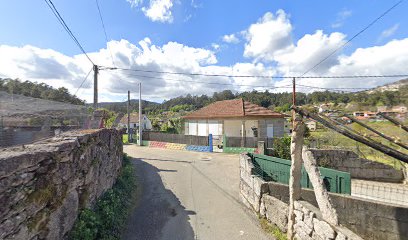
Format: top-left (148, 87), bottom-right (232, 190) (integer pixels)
top-left (302, 147), bottom-right (339, 226)
top-left (288, 120), bottom-right (306, 240)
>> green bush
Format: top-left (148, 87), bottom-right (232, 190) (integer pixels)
top-left (69, 154), bottom-right (136, 240)
top-left (273, 136), bottom-right (291, 160)
top-left (69, 209), bottom-right (100, 240)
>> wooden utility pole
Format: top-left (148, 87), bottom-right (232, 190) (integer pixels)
top-left (138, 82), bottom-right (142, 146)
top-left (93, 65), bottom-right (99, 109)
top-left (127, 91), bottom-right (131, 143)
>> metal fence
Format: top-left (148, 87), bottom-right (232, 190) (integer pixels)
top-left (249, 153), bottom-right (351, 194)
top-left (352, 180), bottom-right (408, 207)
top-left (142, 131), bottom-right (209, 146)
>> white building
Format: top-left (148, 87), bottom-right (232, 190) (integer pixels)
top-left (119, 113), bottom-right (152, 132)
top-left (183, 99), bottom-right (286, 138)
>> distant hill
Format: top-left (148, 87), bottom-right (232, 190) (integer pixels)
top-left (0, 78), bottom-right (85, 105)
top-left (366, 78), bottom-right (408, 93)
top-left (90, 99), bottom-right (160, 114)
top-left (137, 79), bottom-right (408, 114)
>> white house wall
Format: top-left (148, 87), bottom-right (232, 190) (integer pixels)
top-left (188, 122), bottom-right (197, 135)
top-left (208, 120), bottom-right (221, 136)
top-left (119, 117), bottom-right (153, 131)
top-left (197, 120), bottom-right (207, 136)
top-left (186, 118), bottom-right (284, 138)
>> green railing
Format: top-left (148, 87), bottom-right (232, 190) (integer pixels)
top-left (250, 153), bottom-right (351, 194)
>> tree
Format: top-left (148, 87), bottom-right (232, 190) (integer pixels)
top-left (0, 78), bottom-right (85, 105)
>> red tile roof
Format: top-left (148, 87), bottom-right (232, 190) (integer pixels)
top-left (183, 99), bottom-right (285, 119)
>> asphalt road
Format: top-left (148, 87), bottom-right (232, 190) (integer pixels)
top-left (122, 145), bottom-right (273, 240)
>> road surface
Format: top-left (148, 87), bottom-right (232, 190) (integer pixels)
top-left (122, 145), bottom-right (273, 240)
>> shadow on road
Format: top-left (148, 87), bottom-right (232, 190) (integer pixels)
top-left (143, 157), bottom-right (192, 164)
top-left (122, 158), bottom-right (195, 240)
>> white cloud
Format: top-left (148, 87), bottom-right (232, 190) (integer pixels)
top-left (378, 24), bottom-right (399, 42)
top-left (331, 9), bottom-right (352, 28)
top-left (240, 10), bottom-right (408, 92)
top-left (211, 43), bottom-right (220, 50)
top-left (0, 45), bottom-right (89, 86)
top-left (276, 38), bottom-right (408, 91)
top-left (241, 10), bottom-right (346, 75)
top-left (275, 30), bottom-right (346, 75)
top-left (126, 0), bottom-right (143, 8)
top-left (142, 0), bottom-right (174, 23)
top-left (243, 10), bottom-right (293, 61)
top-left (3, 9), bottom-right (408, 102)
top-left (190, 0), bottom-right (202, 9)
top-left (328, 38), bottom-right (408, 81)
top-left (222, 34), bottom-right (239, 44)
top-left (0, 39), bottom-right (281, 102)
top-left (125, 0), bottom-right (175, 23)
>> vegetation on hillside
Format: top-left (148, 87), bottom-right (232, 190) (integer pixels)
top-left (309, 121), bottom-right (408, 169)
top-left (150, 86), bottom-right (407, 113)
top-left (0, 78), bottom-right (85, 105)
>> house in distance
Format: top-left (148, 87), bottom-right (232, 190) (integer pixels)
top-left (119, 112), bottom-right (152, 132)
top-left (182, 99), bottom-right (286, 138)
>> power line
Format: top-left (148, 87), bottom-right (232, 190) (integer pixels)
top-left (44, 0), bottom-right (95, 65)
top-left (95, 0), bottom-right (116, 67)
top-left (100, 66), bottom-right (282, 78)
top-left (300, 0), bottom-right (404, 77)
top-left (74, 68), bottom-right (93, 96)
top-left (296, 84), bottom-right (370, 91)
top-left (100, 66), bottom-right (408, 79)
top-left (110, 71), bottom-right (293, 89)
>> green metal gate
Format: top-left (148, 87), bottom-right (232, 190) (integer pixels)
top-left (250, 153), bottom-right (351, 194)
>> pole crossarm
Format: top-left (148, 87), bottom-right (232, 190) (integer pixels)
top-left (293, 107), bottom-right (408, 163)
top-left (345, 114), bottom-right (408, 150)
top-left (378, 112), bottom-right (408, 133)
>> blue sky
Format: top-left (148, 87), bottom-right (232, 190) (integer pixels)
top-left (0, 0), bottom-right (407, 102)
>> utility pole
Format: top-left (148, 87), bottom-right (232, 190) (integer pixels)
top-left (127, 90), bottom-right (131, 143)
top-left (292, 77), bottom-right (296, 128)
top-left (138, 82), bottom-right (142, 146)
top-left (93, 65), bottom-right (99, 109)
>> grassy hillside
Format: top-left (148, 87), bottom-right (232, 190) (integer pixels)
top-left (310, 120), bottom-right (408, 169)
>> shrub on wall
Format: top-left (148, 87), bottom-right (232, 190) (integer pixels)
top-left (273, 136), bottom-right (291, 160)
top-left (69, 154), bottom-right (136, 240)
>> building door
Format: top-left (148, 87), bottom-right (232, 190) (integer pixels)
top-left (267, 124), bottom-right (274, 138)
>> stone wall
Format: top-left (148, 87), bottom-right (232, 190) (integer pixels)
top-left (240, 153), bottom-right (408, 240)
top-left (310, 149), bottom-right (404, 183)
top-left (293, 200), bottom-right (363, 240)
top-left (0, 129), bottom-right (123, 240)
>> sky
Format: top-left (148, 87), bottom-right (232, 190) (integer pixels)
top-left (0, 0), bottom-right (407, 103)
